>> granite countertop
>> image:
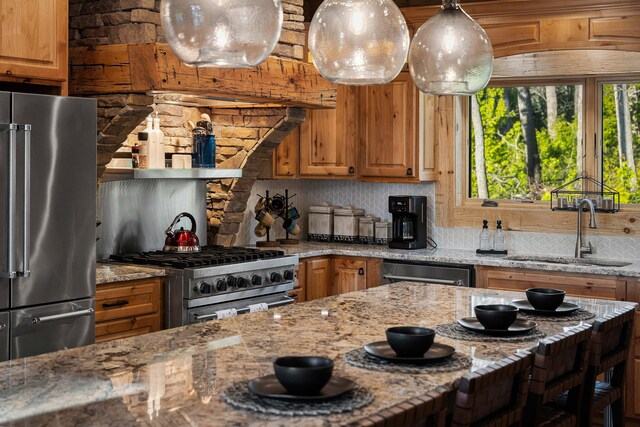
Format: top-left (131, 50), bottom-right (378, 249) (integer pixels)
top-left (96, 263), bottom-right (167, 285)
top-left (276, 242), bottom-right (640, 278)
top-left (0, 283), bottom-right (634, 426)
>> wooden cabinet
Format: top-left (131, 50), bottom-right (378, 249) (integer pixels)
top-left (305, 257), bottom-right (332, 301)
top-left (303, 256), bottom-right (382, 301)
top-left (272, 127), bottom-right (299, 178)
top-left (358, 72), bottom-right (419, 181)
top-left (331, 257), bottom-right (367, 295)
top-left (299, 86), bottom-right (358, 178)
top-left (95, 278), bottom-right (163, 343)
top-left (0, 0), bottom-right (68, 91)
top-left (475, 266), bottom-right (626, 301)
top-left (287, 261), bottom-right (306, 303)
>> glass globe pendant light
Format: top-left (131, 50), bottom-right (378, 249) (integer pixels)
top-left (309, 0), bottom-right (410, 85)
top-left (408, 0), bottom-right (493, 95)
top-left (161, 0), bottom-right (283, 68)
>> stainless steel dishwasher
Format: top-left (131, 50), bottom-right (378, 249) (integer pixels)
top-left (381, 260), bottom-right (475, 287)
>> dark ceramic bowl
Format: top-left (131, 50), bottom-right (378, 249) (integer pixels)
top-left (273, 356), bottom-right (334, 395)
top-left (385, 326), bottom-right (436, 357)
top-left (474, 304), bottom-right (518, 330)
top-left (526, 288), bottom-right (566, 311)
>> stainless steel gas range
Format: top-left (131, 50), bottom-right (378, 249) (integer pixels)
top-left (110, 247), bottom-right (299, 327)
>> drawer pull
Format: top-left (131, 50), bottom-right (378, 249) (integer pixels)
top-left (103, 300), bottom-right (129, 309)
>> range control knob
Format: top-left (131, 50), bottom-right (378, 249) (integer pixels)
top-left (227, 276), bottom-right (238, 287)
top-left (270, 272), bottom-right (282, 283)
top-left (251, 275), bottom-right (262, 287)
top-left (197, 282), bottom-right (212, 294)
top-left (215, 279), bottom-right (228, 292)
top-left (237, 277), bottom-right (250, 288)
top-left (283, 270), bottom-right (295, 281)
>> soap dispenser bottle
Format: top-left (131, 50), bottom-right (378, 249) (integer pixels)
top-left (479, 220), bottom-right (491, 251)
top-left (494, 219), bottom-right (507, 252)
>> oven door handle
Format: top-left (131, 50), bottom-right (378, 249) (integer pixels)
top-left (193, 296), bottom-right (295, 321)
top-left (383, 274), bottom-right (461, 286)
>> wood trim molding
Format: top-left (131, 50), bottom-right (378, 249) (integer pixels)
top-left (69, 43), bottom-right (337, 109)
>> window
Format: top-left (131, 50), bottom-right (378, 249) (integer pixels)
top-left (467, 78), bottom-right (640, 206)
top-left (601, 81), bottom-right (640, 204)
top-left (469, 84), bottom-right (582, 201)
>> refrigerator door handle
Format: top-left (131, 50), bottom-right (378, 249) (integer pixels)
top-left (31, 308), bottom-right (94, 325)
top-left (19, 124), bottom-right (31, 277)
top-left (0, 123), bottom-right (18, 279)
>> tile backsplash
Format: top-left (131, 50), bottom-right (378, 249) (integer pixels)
top-left (237, 179), bottom-right (640, 260)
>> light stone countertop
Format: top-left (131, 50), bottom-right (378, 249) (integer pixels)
top-left (96, 263), bottom-right (167, 285)
top-left (275, 242), bottom-right (640, 278)
top-left (0, 283), bottom-right (634, 426)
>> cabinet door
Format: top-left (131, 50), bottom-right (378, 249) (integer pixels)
top-left (0, 0), bottom-right (67, 82)
top-left (305, 258), bottom-right (332, 301)
top-left (299, 86), bottom-right (357, 177)
top-left (331, 258), bottom-right (367, 296)
top-left (272, 127), bottom-right (299, 178)
top-left (625, 279), bottom-right (640, 419)
top-left (358, 72), bottom-right (418, 181)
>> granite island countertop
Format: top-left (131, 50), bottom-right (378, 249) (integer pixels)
top-left (274, 242), bottom-right (640, 278)
top-left (0, 283), bottom-right (634, 426)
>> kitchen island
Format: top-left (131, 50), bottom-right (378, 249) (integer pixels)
top-left (0, 283), bottom-right (634, 426)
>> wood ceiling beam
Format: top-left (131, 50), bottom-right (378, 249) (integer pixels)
top-left (69, 43), bottom-right (337, 109)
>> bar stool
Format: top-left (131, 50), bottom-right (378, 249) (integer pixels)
top-left (524, 324), bottom-right (592, 427)
top-left (451, 352), bottom-right (534, 427)
top-left (347, 386), bottom-right (454, 427)
top-left (553, 307), bottom-right (635, 426)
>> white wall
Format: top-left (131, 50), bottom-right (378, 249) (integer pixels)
top-left (237, 179), bottom-right (640, 260)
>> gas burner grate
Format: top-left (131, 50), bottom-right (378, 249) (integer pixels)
top-left (109, 246), bottom-right (286, 269)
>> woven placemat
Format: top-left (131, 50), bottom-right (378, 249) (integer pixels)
top-left (344, 348), bottom-right (472, 374)
top-left (517, 308), bottom-right (596, 322)
top-left (435, 322), bottom-right (547, 342)
top-left (221, 380), bottom-right (374, 417)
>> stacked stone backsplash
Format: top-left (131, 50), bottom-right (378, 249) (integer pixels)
top-left (71, 0), bottom-right (309, 246)
top-left (119, 100), bottom-right (305, 245)
top-left (69, 0), bottom-right (306, 61)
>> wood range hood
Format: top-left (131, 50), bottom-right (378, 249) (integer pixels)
top-left (69, 43), bottom-right (337, 109)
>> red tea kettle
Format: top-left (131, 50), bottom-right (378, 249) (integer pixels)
top-left (163, 212), bottom-right (201, 253)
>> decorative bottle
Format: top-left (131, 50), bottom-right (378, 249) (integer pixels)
top-left (144, 116), bottom-right (159, 168)
top-left (137, 132), bottom-right (149, 169)
top-left (153, 113), bottom-right (166, 169)
top-left (494, 219), bottom-right (507, 252)
top-left (479, 219), bottom-right (491, 251)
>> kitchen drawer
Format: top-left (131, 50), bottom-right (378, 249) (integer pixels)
top-left (476, 267), bottom-right (626, 300)
top-left (95, 279), bottom-right (162, 323)
top-left (95, 313), bottom-right (162, 343)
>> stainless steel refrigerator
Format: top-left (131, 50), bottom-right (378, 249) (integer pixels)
top-left (0, 93), bottom-right (97, 361)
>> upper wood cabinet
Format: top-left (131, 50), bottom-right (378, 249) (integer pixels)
top-left (299, 86), bottom-right (357, 178)
top-left (272, 127), bottom-right (300, 178)
top-left (0, 0), bottom-right (68, 89)
top-left (358, 72), bottom-right (419, 182)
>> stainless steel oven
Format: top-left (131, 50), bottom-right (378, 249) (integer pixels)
top-left (381, 260), bottom-right (474, 287)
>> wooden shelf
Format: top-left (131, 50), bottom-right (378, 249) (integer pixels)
top-left (102, 168), bottom-right (242, 181)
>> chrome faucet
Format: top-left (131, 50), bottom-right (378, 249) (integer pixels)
top-left (575, 198), bottom-right (597, 258)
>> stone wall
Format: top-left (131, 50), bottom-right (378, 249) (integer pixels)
top-left (116, 101), bottom-right (305, 245)
top-left (69, 0), bottom-right (306, 61)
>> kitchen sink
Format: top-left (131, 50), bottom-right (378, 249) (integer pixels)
top-left (506, 255), bottom-right (632, 268)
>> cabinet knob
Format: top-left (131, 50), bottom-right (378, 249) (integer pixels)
top-left (406, 168), bottom-right (413, 176)
top-left (348, 166), bottom-right (355, 174)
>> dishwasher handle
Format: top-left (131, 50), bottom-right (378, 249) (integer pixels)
top-left (383, 274), bottom-right (464, 286)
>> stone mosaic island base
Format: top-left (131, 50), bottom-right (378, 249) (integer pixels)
top-left (0, 283), bottom-right (633, 426)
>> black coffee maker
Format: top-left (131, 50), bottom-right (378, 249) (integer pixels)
top-left (389, 196), bottom-right (427, 249)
